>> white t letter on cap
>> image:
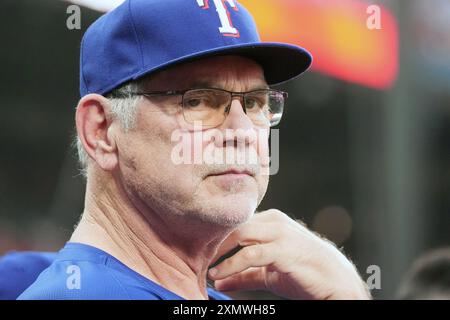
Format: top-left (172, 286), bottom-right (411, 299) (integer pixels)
top-left (197, 0), bottom-right (240, 37)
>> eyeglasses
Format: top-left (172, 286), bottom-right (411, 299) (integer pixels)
top-left (123, 88), bottom-right (287, 128)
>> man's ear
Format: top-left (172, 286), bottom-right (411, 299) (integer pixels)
top-left (75, 94), bottom-right (118, 172)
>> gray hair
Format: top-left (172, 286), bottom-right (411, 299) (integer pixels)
top-left (74, 81), bottom-right (144, 178)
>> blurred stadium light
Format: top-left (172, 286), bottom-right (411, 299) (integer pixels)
top-left (239, 0), bottom-right (399, 89)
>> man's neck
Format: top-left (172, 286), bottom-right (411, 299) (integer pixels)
top-left (70, 172), bottom-right (233, 300)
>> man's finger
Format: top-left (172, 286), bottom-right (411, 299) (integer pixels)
top-left (209, 243), bottom-right (276, 280)
top-left (210, 222), bottom-right (279, 265)
top-left (214, 267), bottom-right (267, 292)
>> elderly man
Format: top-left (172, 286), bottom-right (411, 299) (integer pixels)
top-left (19, 0), bottom-right (370, 300)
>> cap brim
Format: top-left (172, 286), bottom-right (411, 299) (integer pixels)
top-left (132, 42), bottom-right (312, 86)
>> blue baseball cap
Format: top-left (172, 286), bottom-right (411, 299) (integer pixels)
top-left (80, 0), bottom-right (312, 97)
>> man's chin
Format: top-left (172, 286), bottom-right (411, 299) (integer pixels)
top-left (203, 173), bottom-right (259, 195)
top-left (195, 196), bottom-right (258, 227)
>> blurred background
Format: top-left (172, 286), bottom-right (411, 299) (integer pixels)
top-left (0, 0), bottom-right (449, 299)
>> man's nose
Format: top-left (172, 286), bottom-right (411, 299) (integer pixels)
top-left (214, 99), bottom-right (257, 148)
top-left (224, 98), bottom-right (255, 130)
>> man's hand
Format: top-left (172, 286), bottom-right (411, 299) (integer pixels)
top-left (208, 209), bottom-right (371, 300)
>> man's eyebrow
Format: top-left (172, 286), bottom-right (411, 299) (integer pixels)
top-left (185, 80), bottom-right (270, 91)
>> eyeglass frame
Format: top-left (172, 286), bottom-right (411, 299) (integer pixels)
top-left (109, 87), bottom-right (288, 128)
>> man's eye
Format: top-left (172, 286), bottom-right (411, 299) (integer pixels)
top-left (245, 98), bottom-right (259, 109)
top-left (186, 98), bottom-right (202, 107)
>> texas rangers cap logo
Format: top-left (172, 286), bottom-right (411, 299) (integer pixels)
top-left (197, 0), bottom-right (240, 37)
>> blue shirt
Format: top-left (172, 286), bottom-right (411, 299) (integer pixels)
top-left (17, 242), bottom-right (231, 300)
top-left (0, 251), bottom-right (56, 300)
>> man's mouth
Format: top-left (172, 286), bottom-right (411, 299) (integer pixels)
top-left (207, 168), bottom-right (255, 178)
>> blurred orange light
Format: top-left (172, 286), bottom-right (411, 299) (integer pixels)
top-left (240, 0), bottom-right (399, 89)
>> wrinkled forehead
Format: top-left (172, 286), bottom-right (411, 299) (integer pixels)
top-left (141, 55), bottom-right (268, 91)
